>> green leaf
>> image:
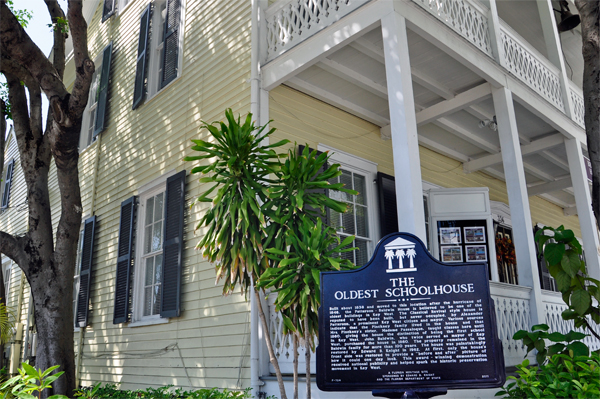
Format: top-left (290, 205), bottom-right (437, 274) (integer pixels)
top-left (554, 270), bottom-right (572, 293)
top-left (570, 289), bottom-right (591, 315)
top-left (566, 341), bottom-right (589, 357)
top-left (561, 251), bottom-right (582, 278)
top-left (564, 330), bottom-right (586, 341)
top-left (531, 324), bottom-right (549, 332)
top-left (544, 242), bottom-right (565, 266)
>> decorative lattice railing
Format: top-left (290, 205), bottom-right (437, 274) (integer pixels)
top-left (412, 0), bottom-right (492, 56)
top-left (542, 292), bottom-right (600, 352)
top-left (267, 293), bottom-right (316, 374)
top-left (569, 82), bottom-right (585, 128)
top-left (499, 21), bottom-right (564, 112)
top-left (490, 282), bottom-right (533, 366)
top-left (265, 0), bottom-right (366, 61)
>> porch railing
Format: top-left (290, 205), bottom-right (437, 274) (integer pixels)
top-left (542, 291), bottom-right (600, 352)
top-left (568, 81), bottom-right (585, 128)
top-left (490, 282), bottom-right (533, 366)
top-left (412, 0), bottom-right (492, 56)
top-left (265, 0), bottom-right (367, 62)
top-left (498, 21), bottom-right (564, 112)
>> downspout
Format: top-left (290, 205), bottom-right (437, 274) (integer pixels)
top-left (250, 0), bottom-right (261, 396)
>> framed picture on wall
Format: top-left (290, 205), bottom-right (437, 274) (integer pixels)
top-left (466, 245), bottom-right (488, 262)
top-left (464, 226), bottom-right (486, 243)
top-left (441, 246), bottom-right (463, 262)
top-left (440, 227), bottom-right (461, 244)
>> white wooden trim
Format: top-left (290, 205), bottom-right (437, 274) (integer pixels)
top-left (527, 177), bottom-right (572, 197)
top-left (415, 83), bottom-right (491, 126)
top-left (316, 58), bottom-right (388, 99)
top-left (286, 78), bottom-right (390, 126)
top-left (261, 1), bottom-right (388, 90)
top-left (464, 134), bottom-right (565, 172)
top-left (381, 10), bottom-right (427, 244)
top-left (565, 138), bottom-right (600, 281)
top-left (433, 119), bottom-right (500, 153)
top-left (492, 86), bottom-right (544, 326)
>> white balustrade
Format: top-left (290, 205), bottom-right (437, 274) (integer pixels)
top-left (490, 282), bottom-right (532, 366)
top-left (499, 21), bottom-right (564, 112)
top-left (542, 291), bottom-right (600, 352)
top-left (267, 293), bottom-right (316, 374)
top-left (265, 0), bottom-right (367, 61)
top-left (412, 0), bottom-right (493, 56)
top-left (568, 81), bottom-right (585, 128)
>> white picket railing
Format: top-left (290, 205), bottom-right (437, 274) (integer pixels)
top-left (490, 282), bottom-right (533, 366)
top-left (265, 0), bottom-right (367, 61)
top-left (412, 0), bottom-right (492, 56)
top-left (499, 21), bottom-right (564, 112)
top-left (542, 291), bottom-right (600, 352)
top-left (568, 81), bottom-right (585, 128)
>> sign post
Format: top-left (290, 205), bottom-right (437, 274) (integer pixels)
top-left (317, 233), bottom-right (505, 397)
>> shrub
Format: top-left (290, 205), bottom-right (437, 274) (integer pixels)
top-left (74, 384), bottom-right (253, 399)
top-left (496, 352), bottom-right (600, 399)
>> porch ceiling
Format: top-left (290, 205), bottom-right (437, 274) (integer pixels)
top-left (279, 25), bottom-right (579, 212)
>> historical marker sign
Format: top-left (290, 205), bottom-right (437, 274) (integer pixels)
top-left (317, 233), bottom-right (505, 392)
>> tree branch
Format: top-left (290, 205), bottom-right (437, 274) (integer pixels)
top-left (0, 231), bottom-right (26, 271)
top-left (44, 0), bottom-right (67, 80)
top-left (0, 98), bottom-right (5, 182)
top-left (66, 0), bottom-right (94, 118)
top-left (0, 2), bottom-right (68, 102)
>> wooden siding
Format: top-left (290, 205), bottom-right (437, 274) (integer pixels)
top-left (269, 85), bottom-right (582, 237)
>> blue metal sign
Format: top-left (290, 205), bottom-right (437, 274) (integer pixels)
top-left (317, 233), bottom-right (505, 392)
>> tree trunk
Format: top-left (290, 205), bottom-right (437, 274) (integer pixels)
top-left (304, 314), bottom-right (311, 399)
top-left (292, 334), bottom-right (298, 399)
top-left (575, 0), bottom-right (600, 228)
top-left (29, 260), bottom-right (75, 397)
top-left (255, 290), bottom-right (288, 399)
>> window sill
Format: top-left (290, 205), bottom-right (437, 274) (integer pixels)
top-left (142, 74), bottom-right (183, 108)
top-left (128, 317), bottom-right (169, 328)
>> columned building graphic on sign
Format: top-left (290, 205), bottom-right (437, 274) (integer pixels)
top-left (384, 237), bottom-right (417, 273)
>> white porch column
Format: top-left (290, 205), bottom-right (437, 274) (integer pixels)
top-left (537, 0), bottom-right (574, 118)
top-left (381, 11), bottom-right (427, 244)
top-left (565, 138), bottom-right (600, 280)
top-left (493, 87), bottom-right (544, 326)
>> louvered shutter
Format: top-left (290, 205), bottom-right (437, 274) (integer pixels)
top-left (113, 196), bottom-right (137, 324)
top-left (299, 145), bottom-right (329, 226)
top-left (93, 42), bottom-right (113, 137)
top-left (75, 216), bottom-right (96, 328)
top-left (132, 4), bottom-right (151, 110)
top-left (160, 0), bottom-right (181, 88)
top-left (1, 159), bottom-right (14, 209)
top-left (160, 170), bottom-right (186, 318)
top-left (102, 0), bottom-right (116, 22)
top-left (377, 172), bottom-right (398, 237)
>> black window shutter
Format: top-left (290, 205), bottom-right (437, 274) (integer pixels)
top-left (1, 159), bottom-right (15, 209)
top-left (75, 216), bottom-right (96, 328)
top-left (298, 145), bottom-right (329, 226)
top-left (377, 172), bottom-right (398, 237)
top-left (160, 170), bottom-right (186, 318)
top-left (132, 4), bottom-right (151, 110)
top-left (113, 196), bottom-right (137, 324)
top-left (102, 0), bottom-right (116, 22)
top-left (161, 0), bottom-right (181, 88)
top-left (93, 42), bottom-right (113, 137)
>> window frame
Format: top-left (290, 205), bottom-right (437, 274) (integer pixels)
top-left (129, 171), bottom-right (177, 326)
top-left (1, 158), bottom-right (15, 210)
top-left (318, 145), bottom-right (380, 264)
top-left (2, 258), bottom-right (12, 304)
top-left (79, 54), bottom-right (103, 152)
top-left (145, 0), bottom-right (185, 101)
top-left (73, 227), bottom-right (85, 329)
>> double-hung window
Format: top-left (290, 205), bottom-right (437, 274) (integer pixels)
top-left (136, 188), bottom-right (165, 319)
top-left (132, 0), bottom-right (184, 109)
top-left (319, 145), bottom-right (379, 266)
top-left (113, 171), bottom-right (186, 325)
top-left (79, 43), bottom-right (113, 151)
top-left (2, 259), bottom-right (12, 302)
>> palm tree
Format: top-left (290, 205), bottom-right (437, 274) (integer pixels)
top-left (385, 250), bottom-right (395, 270)
top-left (395, 249), bottom-right (406, 268)
top-left (406, 248), bottom-right (417, 269)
